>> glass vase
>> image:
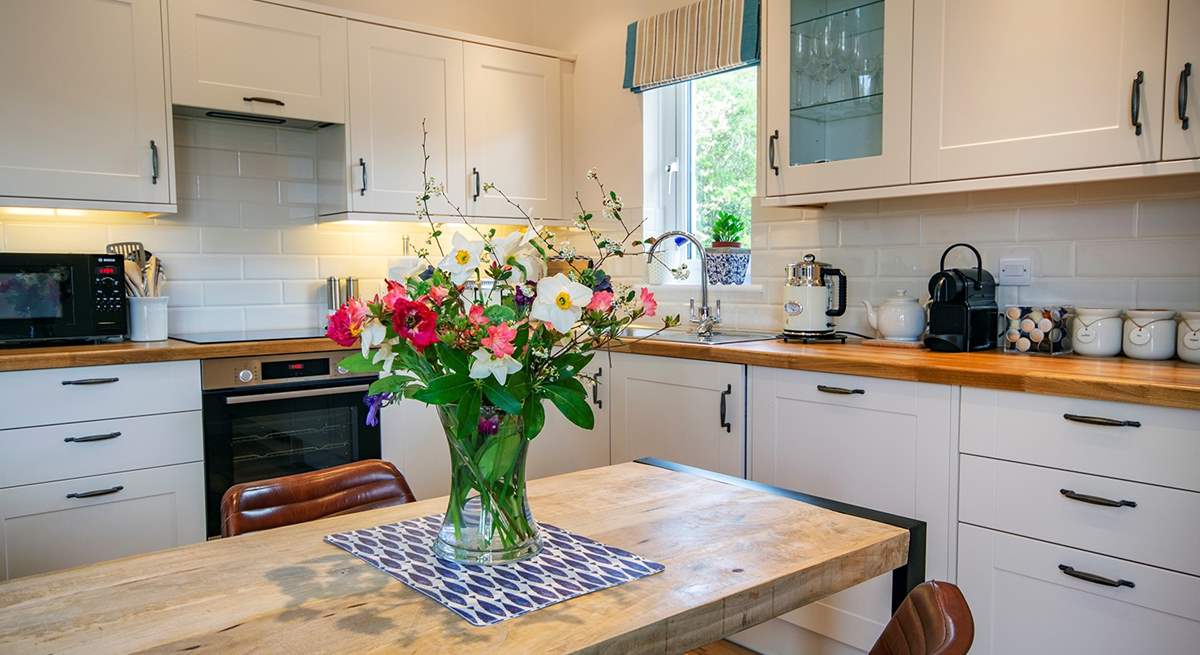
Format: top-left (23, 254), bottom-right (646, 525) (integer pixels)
top-left (434, 406), bottom-right (542, 565)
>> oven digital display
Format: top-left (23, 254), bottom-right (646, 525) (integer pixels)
top-left (261, 358), bottom-right (330, 379)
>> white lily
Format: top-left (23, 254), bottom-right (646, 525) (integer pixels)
top-left (531, 273), bottom-right (593, 333)
top-left (468, 348), bottom-right (523, 385)
top-left (438, 232), bottom-right (484, 285)
top-left (359, 319), bottom-right (388, 358)
top-left (490, 230), bottom-right (525, 265)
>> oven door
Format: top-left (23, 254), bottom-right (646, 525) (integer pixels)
top-left (202, 377), bottom-right (382, 537)
top-left (0, 255), bottom-right (83, 341)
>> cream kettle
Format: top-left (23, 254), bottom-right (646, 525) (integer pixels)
top-left (783, 254), bottom-right (847, 335)
top-left (863, 290), bottom-right (926, 341)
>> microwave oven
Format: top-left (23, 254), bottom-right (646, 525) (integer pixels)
top-left (0, 253), bottom-right (128, 344)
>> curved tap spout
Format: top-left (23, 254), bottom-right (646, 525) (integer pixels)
top-left (647, 231), bottom-right (717, 332)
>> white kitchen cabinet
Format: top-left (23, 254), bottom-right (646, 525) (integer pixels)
top-left (526, 360), bottom-right (610, 480)
top-left (347, 21), bottom-right (466, 215)
top-left (957, 523), bottom-right (1200, 655)
top-left (168, 0), bottom-right (348, 123)
top-left (749, 367), bottom-right (956, 654)
top-left (763, 0), bottom-right (914, 196)
top-left (464, 44), bottom-right (562, 219)
top-left (0, 0), bottom-right (172, 207)
top-left (608, 353), bottom-right (745, 478)
top-left (911, 0), bottom-right (1168, 183)
top-left (380, 398), bottom-right (448, 500)
top-left (0, 462), bottom-right (205, 580)
top-left (1164, 0), bottom-right (1200, 160)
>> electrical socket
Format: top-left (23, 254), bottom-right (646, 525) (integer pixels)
top-left (998, 257), bottom-right (1032, 286)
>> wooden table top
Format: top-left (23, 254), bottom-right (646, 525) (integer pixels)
top-left (0, 463), bottom-right (907, 655)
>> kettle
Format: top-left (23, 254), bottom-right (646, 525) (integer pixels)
top-left (783, 254), bottom-right (847, 336)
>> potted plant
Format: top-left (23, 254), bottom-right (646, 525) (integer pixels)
top-left (705, 211), bottom-right (750, 285)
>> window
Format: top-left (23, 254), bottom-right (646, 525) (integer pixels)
top-left (644, 67), bottom-right (757, 263)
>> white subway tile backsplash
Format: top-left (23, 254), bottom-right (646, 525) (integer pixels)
top-left (282, 227), bottom-right (354, 254)
top-left (160, 281), bottom-right (204, 307)
top-left (277, 129), bottom-right (318, 156)
top-left (244, 305), bottom-right (326, 331)
top-left (198, 175), bottom-right (280, 204)
top-left (166, 254), bottom-right (243, 280)
top-left (921, 210), bottom-right (1018, 244)
top-left (167, 306), bottom-right (245, 333)
top-left (203, 281), bottom-right (282, 306)
top-left (244, 255), bottom-right (318, 280)
top-left (176, 118), bottom-right (276, 153)
top-left (4, 223), bottom-right (108, 252)
top-left (239, 152), bottom-right (315, 180)
top-left (1018, 202), bottom-right (1135, 241)
top-left (283, 280), bottom-right (325, 305)
top-left (240, 202), bottom-right (317, 228)
top-left (968, 183), bottom-right (1077, 209)
top-left (1076, 239), bottom-right (1200, 277)
top-left (1136, 279), bottom-right (1200, 309)
top-left (175, 146), bottom-right (239, 176)
top-left (318, 255), bottom-right (391, 279)
top-left (980, 242), bottom-right (1074, 278)
top-left (108, 224), bottom-right (202, 254)
top-left (202, 228), bottom-right (281, 254)
top-left (172, 199), bottom-right (241, 227)
top-left (1019, 278), bottom-right (1136, 308)
top-left (281, 181), bottom-right (319, 205)
top-left (840, 215), bottom-right (921, 246)
top-left (1138, 197), bottom-right (1200, 237)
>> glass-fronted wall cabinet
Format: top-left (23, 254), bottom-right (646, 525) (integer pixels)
top-left (764, 0), bottom-right (912, 197)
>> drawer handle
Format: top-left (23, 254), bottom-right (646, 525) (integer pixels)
top-left (66, 485), bottom-right (124, 499)
top-left (243, 96), bottom-right (285, 107)
top-left (719, 384), bottom-right (732, 433)
top-left (1060, 488), bottom-right (1136, 508)
top-left (1058, 564), bottom-right (1135, 589)
top-left (817, 385), bottom-right (865, 396)
top-left (61, 377), bottom-right (120, 386)
top-left (1063, 413), bottom-right (1140, 428)
top-left (64, 431), bottom-right (122, 444)
top-left (1131, 70), bottom-right (1144, 136)
top-left (592, 367), bottom-right (603, 409)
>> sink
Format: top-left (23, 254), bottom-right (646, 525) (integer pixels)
top-left (616, 326), bottom-right (778, 345)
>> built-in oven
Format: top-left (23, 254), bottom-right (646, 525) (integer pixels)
top-left (0, 253), bottom-right (127, 344)
top-left (201, 351), bottom-right (380, 537)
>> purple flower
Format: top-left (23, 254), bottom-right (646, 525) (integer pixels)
top-left (591, 269), bottom-right (613, 293)
top-left (515, 281), bottom-right (537, 307)
top-left (477, 414), bottom-right (500, 436)
top-left (364, 392), bottom-right (389, 427)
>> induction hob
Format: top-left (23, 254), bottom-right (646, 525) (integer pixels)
top-left (169, 328), bottom-right (327, 344)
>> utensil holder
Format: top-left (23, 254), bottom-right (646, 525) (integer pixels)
top-left (129, 296), bottom-right (168, 342)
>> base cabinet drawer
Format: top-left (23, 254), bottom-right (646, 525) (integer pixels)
top-left (958, 524), bottom-right (1200, 655)
top-left (0, 411), bottom-right (203, 489)
top-left (0, 463), bottom-right (205, 580)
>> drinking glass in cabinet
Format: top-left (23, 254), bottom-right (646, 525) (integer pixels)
top-left (789, 0), bottom-right (885, 165)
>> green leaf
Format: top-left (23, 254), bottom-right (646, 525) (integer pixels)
top-left (553, 352), bottom-right (594, 378)
top-left (482, 378), bottom-right (522, 414)
top-left (368, 374), bottom-right (416, 395)
top-left (542, 378), bottom-right (594, 430)
top-left (484, 304), bottom-right (516, 323)
top-left (412, 373), bottom-right (474, 405)
top-left (436, 342), bottom-right (470, 375)
top-left (338, 353), bottom-right (381, 373)
top-left (522, 398), bottom-right (546, 439)
top-left (477, 431), bottom-right (523, 481)
top-left (455, 387), bottom-right (482, 440)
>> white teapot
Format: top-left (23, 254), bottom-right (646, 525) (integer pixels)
top-left (863, 290), bottom-right (926, 341)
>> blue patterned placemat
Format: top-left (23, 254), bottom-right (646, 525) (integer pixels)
top-left (325, 514), bottom-right (665, 626)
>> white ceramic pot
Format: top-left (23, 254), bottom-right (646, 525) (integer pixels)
top-left (862, 289), bottom-right (926, 341)
top-left (1072, 307), bottom-right (1123, 357)
top-left (1178, 310), bottom-right (1200, 364)
top-left (129, 296), bottom-right (169, 342)
top-left (1122, 309), bottom-right (1177, 360)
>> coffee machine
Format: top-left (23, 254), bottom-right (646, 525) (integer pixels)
top-left (783, 254), bottom-right (847, 337)
top-left (924, 243), bottom-right (998, 352)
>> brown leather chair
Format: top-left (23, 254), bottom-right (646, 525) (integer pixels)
top-left (868, 581), bottom-right (974, 655)
top-left (220, 460), bottom-right (416, 537)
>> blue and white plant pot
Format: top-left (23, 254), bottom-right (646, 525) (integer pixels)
top-left (705, 247), bottom-right (750, 285)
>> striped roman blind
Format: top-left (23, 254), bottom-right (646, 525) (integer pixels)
top-left (623, 0), bottom-right (760, 93)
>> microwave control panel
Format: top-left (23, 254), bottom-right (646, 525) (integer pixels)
top-left (93, 255), bottom-right (126, 318)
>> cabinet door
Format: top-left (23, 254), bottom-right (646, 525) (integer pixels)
top-left (609, 353), bottom-right (745, 478)
top-left (527, 360), bottom-right (610, 480)
top-left (749, 366), bottom-right (955, 653)
top-left (348, 22), bottom-right (466, 215)
top-left (380, 398), bottom-right (448, 500)
top-left (1163, 0), bottom-right (1200, 160)
top-left (912, 0), bottom-right (1168, 183)
top-left (168, 0), bottom-right (348, 123)
top-left (763, 0), bottom-right (913, 195)
top-left (0, 0), bottom-right (171, 205)
top-left (464, 44), bottom-right (562, 219)
top-left (0, 463), bottom-right (205, 580)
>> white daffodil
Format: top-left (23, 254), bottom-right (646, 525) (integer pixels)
top-left (438, 232), bottom-right (484, 285)
top-left (468, 348), bottom-right (523, 385)
top-left (491, 228), bottom-right (545, 284)
top-left (370, 337), bottom-right (399, 373)
top-left (531, 273), bottom-right (593, 333)
top-left (490, 230), bottom-right (526, 266)
top-left (360, 319), bottom-right (388, 358)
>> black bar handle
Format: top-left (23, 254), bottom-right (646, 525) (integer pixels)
top-left (359, 157), bottom-right (367, 196)
top-left (1060, 488), bottom-right (1136, 508)
top-left (472, 168), bottom-right (481, 201)
top-left (64, 431), bottom-right (122, 444)
top-left (1063, 413), bottom-right (1141, 428)
top-left (150, 140), bottom-right (159, 185)
top-left (243, 96), bottom-right (285, 107)
top-left (592, 368), bottom-right (603, 409)
top-left (1058, 564), bottom-right (1134, 589)
top-left (817, 384), bottom-right (865, 395)
top-left (768, 130), bottom-right (780, 176)
top-left (1180, 62), bottom-right (1192, 130)
top-left (61, 377), bottom-right (120, 386)
top-left (719, 384), bottom-right (731, 433)
top-left (1131, 70), bottom-right (1144, 136)
top-left (823, 268), bottom-right (847, 317)
top-left (67, 485), bottom-right (124, 499)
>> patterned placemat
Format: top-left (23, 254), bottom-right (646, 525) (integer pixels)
top-left (325, 514), bottom-right (665, 626)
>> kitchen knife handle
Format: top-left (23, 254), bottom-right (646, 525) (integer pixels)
top-left (1060, 488), bottom-right (1136, 508)
top-left (67, 485), bottom-right (124, 499)
top-left (64, 431), bottom-right (122, 444)
top-left (817, 384), bottom-right (865, 396)
top-left (1131, 70), bottom-right (1144, 136)
top-left (1063, 413), bottom-right (1141, 428)
top-left (1180, 62), bottom-right (1192, 130)
top-left (1058, 564), bottom-right (1134, 589)
top-left (719, 384), bottom-right (731, 433)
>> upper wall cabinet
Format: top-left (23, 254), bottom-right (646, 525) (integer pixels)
top-left (911, 0), bottom-right (1168, 183)
top-left (1164, 0), bottom-right (1199, 161)
top-left (763, 0), bottom-right (914, 196)
top-left (347, 22), bottom-right (466, 215)
top-left (168, 0), bottom-right (348, 124)
top-left (464, 44), bottom-right (563, 219)
top-left (0, 0), bottom-right (172, 207)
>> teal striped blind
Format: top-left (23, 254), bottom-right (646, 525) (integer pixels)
top-left (623, 0), bottom-right (761, 93)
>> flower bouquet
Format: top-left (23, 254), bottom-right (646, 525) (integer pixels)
top-left (326, 126), bottom-right (679, 564)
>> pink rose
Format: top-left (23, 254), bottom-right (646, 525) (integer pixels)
top-left (638, 288), bottom-right (657, 317)
top-left (586, 290), bottom-right (614, 312)
top-left (325, 298), bottom-right (369, 347)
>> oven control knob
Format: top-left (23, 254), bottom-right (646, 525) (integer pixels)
top-left (237, 369), bottom-right (254, 383)
top-left (336, 365), bottom-right (348, 375)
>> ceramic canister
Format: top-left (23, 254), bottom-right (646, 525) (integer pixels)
top-left (1178, 310), bottom-right (1200, 364)
top-left (1072, 307), bottom-right (1123, 357)
top-left (1122, 309), bottom-right (1177, 360)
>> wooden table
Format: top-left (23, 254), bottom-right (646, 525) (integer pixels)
top-left (0, 461), bottom-right (910, 654)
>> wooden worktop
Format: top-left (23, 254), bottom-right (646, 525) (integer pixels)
top-left (1, 335), bottom-right (1197, 409)
top-left (0, 462), bottom-right (907, 654)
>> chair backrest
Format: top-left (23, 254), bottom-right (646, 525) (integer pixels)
top-left (869, 581), bottom-right (974, 655)
top-left (220, 459), bottom-right (416, 537)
